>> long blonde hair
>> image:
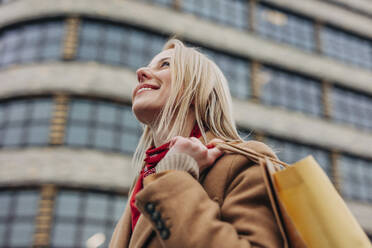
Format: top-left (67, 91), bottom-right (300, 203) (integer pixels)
top-left (132, 39), bottom-right (242, 170)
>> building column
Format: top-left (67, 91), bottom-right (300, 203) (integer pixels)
top-left (251, 61), bottom-right (261, 103)
top-left (32, 185), bottom-right (57, 248)
top-left (322, 80), bottom-right (332, 119)
top-left (63, 17), bottom-right (80, 60)
top-left (49, 95), bottom-right (69, 146)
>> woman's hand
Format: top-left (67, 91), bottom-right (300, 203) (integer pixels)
top-left (167, 136), bottom-right (224, 172)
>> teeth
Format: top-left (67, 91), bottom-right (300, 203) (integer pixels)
top-left (137, 88), bottom-right (153, 94)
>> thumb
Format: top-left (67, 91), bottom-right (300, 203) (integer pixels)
top-left (207, 146), bottom-right (224, 164)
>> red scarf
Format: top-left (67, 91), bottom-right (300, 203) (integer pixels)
top-left (130, 124), bottom-right (201, 231)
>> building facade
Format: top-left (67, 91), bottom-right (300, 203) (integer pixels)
top-left (0, 0), bottom-right (371, 247)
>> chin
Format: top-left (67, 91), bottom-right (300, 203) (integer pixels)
top-left (132, 102), bottom-right (162, 125)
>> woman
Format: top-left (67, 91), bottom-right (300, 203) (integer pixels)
top-left (110, 39), bottom-right (283, 248)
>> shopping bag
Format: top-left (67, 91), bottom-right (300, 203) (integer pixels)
top-left (217, 142), bottom-right (371, 248)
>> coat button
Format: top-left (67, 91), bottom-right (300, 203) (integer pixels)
top-left (145, 202), bottom-right (156, 213)
top-left (155, 220), bottom-right (164, 230)
top-left (160, 228), bottom-right (170, 240)
top-left (151, 210), bottom-right (161, 221)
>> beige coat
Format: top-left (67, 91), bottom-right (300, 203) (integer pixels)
top-left (110, 132), bottom-right (283, 248)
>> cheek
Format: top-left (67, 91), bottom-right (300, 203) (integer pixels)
top-left (164, 71), bottom-right (171, 85)
top-left (160, 70), bottom-right (172, 96)
top-left (158, 68), bottom-right (171, 87)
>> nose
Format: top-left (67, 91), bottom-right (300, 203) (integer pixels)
top-left (136, 67), bottom-right (152, 83)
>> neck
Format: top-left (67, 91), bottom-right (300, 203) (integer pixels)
top-left (151, 110), bottom-right (196, 147)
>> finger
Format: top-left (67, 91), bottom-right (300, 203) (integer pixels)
top-left (169, 136), bottom-right (183, 147)
top-left (189, 137), bottom-right (200, 143)
top-left (207, 146), bottom-right (224, 162)
top-left (188, 138), bottom-right (207, 153)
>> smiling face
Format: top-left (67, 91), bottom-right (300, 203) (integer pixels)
top-left (132, 49), bottom-right (173, 125)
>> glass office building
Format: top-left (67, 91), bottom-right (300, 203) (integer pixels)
top-left (0, 0), bottom-right (371, 246)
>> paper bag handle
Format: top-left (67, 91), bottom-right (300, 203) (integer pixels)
top-left (216, 141), bottom-right (290, 168)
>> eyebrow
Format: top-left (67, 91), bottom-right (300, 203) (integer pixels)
top-left (148, 57), bottom-right (171, 67)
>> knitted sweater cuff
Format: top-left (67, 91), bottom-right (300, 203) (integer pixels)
top-left (156, 153), bottom-right (200, 179)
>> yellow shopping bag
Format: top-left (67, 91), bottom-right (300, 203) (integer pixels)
top-left (271, 156), bottom-right (371, 248)
top-left (218, 142), bottom-right (371, 248)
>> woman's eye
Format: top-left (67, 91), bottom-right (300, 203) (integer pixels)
top-left (161, 61), bottom-right (170, 67)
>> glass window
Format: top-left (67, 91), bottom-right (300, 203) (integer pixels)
top-left (77, 18), bottom-right (252, 90)
top-left (94, 127), bottom-right (115, 150)
top-left (9, 222), bottom-right (34, 246)
top-left (265, 136), bottom-right (331, 177)
top-left (340, 155), bottom-right (372, 203)
top-left (32, 99), bottom-right (53, 120)
top-left (14, 191), bottom-right (39, 217)
top-left (53, 222), bottom-right (77, 247)
top-left (69, 99), bottom-right (93, 122)
top-left (97, 103), bottom-right (117, 125)
top-left (28, 125), bottom-right (49, 144)
top-left (181, 0), bottom-right (249, 30)
top-left (2, 125), bottom-right (24, 146)
top-left (129, 31), bottom-right (155, 69)
top-left (119, 131), bottom-right (139, 154)
top-left (66, 99), bottom-right (142, 154)
top-left (331, 86), bottom-right (372, 131)
top-left (119, 107), bottom-right (143, 154)
top-left (0, 189), bottom-right (39, 247)
top-left (51, 189), bottom-right (127, 248)
top-left (66, 125), bottom-right (90, 147)
top-left (0, 20), bottom-right (64, 68)
top-left (7, 100), bottom-right (28, 123)
top-left (84, 193), bottom-right (109, 221)
top-left (0, 224), bottom-right (5, 245)
top-left (77, 21), bottom-right (103, 62)
top-left (256, 3), bottom-right (315, 52)
top-left (0, 192), bottom-right (11, 217)
top-left (55, 191), bottom-right (81, 218)
top-left (113, 195), bottom-right (127, 220)
top-left (0, 106), bottom-right (5, 125)
top-left (0, 98), bottom-right (52, 148)
top-left (259, 66), bottom-right (323, 116)
top-left (0, 0), bottom-right (15, 4)
top-left (77, 19), bottom-right (166, 69)
top-left (203, 48), bottom-right (251, 99)
top-left (321, 26), bottom-right (372, 70)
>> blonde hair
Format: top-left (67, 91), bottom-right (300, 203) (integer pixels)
top-left (132, 39), bottom-right (242, 170)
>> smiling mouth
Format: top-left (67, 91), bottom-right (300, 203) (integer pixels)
top-left (137, 87), bottom-right (157, 94)
top-left (135, 83), bottom-right (161, 96)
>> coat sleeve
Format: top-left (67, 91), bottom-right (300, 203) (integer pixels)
top-left (135, 143), bottom-right (283, 248)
